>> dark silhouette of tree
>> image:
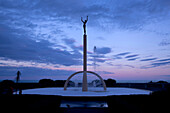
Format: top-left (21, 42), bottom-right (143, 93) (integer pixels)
top-left (39, 79), bottom-right (54, 87)
top-left (104, 78), bottom-right (116, 87)
top-left (156, 80), bottom-right (168, 84)
top-left (148, 81), bottom-right (153, 83)
top-left (54, 80), bottom-right (75, 87)
top-left (68, 81), bottom-right (75, 87)
top-left (54, 80), bottom-right (66, 87)
top-left (0, 80), bottom-right (14, 95)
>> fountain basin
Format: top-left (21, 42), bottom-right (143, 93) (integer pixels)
top-left (21, 87), bottom-right (151, 97)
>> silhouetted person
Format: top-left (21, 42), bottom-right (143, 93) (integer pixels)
top-left (16, 71), bottom-right (21, 83)
top-left (81, 16), bottom-right (88, 35)
top-left (16, 71), bottom-right (21, 94)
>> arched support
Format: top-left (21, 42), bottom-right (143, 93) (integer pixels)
top-left (64, 71), bottom-right (83, 90)
top-left (87, 71), bottom-right (107, 91)
top-left (64, 71), bottom-right (107, 91)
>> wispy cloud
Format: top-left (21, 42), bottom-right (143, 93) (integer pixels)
top-left (157, 58), bottom-right (170, 62)
top-left (124, 65), bottom-right (135, 68)
top-left (113, 52), bottom-right (131, 59)
top-left (127, 58), bottom-right (139, 61)
top-left (98, 71), bottom-right (114, 75)
top-left (116, 52), bottom-right (131, 56)
top-left (159, 39), bottom-right (170, 46)
top-left (151, 61), bottom-right (170, 67)
top-left (141, 60), bottom-right (170, 69)
top-left (125, 54), bottom-right (139, 58)
top-left (140, 58), bottom-right (157, 61)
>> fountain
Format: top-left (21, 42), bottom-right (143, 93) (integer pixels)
top-left (64, 16), bottom-right (106, 92)
top-left (19, 17), bottom-right (152, 108)
top-left (20, 17), bottom-right (151, 97)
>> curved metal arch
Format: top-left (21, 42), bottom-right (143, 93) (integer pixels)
top-left (64, 71), bottom-right (83, 90)
top-left (87, 71), bottom-right (107, 91)
top-left (64, 71), bottom-right (107, 91)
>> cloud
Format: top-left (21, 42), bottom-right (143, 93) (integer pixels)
top-left (0, 57), bottom-right (60, 70)
top-left (124, 65), bottom-right (135, 68)
top-left (151, 61), bottom-right (170, 67)
top-left (157, 58), bottom-right (170, 62)
top-left (106, 62), bottom-right (135, 69)
top-left (113, 52), bottom-right (131, 59)
top-left (62, 38), bottom-right (83, 52)
top-left (95, 58), bottom-right (106, 63)
top-left (140, 58), bottom-right (157, 61)
top-left (0, 25), bottom-right (82, 66)
top-left (147, 58), bottom-right (170, 68)
top-left (127, 58), bottom-right (139, 61)
top-left (96, 47), bottom-right (111, 54)
top-left (113, 56), bottom-right (122, 60)
top-left (1, 0), bottom-right (170, 31)
top-left (141, 58), bottom-right (170, 69)
top-left (90, 54), bottom-right (105, 58)
top-left (89, 58), bottom-right (107, 63)
top-left (159, 39), bottom-right (170, 46)
top-left (116, 52), bottom-right (131, 56)
top-left (108, 0), bottom-right (170, 29)
top-left (62, 38), bottom-right (76, 45)
top-left (113, 52), bottom-right (140, 61)
top-left (89, 47), bottom-right (111, 63)
top-left (0, 0), bottom-right (170, 80)
top-left (96, 36), bottom-right (105, 40)
top-left (98, 71), bottom-right (114, 75)
top-left (125, 54), bottom-right (139, 58)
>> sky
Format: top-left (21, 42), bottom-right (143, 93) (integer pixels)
top-left (0, 0), bottom-right (170, 82)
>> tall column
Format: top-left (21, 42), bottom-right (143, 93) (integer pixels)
top-left (83, 34), bottom-right (87, 72)
top-left (82, 34), bottom-right (88, 91)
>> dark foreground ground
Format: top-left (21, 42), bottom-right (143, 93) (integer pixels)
top-left (0, 88), bottom-right (169, 113)
top-left (0, 81), bottom-right (169, 113)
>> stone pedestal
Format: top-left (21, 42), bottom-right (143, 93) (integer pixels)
top-left (82, 71), bottom-right (88, 91)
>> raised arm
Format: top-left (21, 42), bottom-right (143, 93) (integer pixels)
top-left (81, 17), bottom-right (84, 22)
top-left (86, 16), bottom-right (88, 21)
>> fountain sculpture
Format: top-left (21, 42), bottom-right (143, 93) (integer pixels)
top-left (64, 16), bottom-right (107, 91)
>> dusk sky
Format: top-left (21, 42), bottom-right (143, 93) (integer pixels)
top-left (0, 0), bottom-right (170, 82)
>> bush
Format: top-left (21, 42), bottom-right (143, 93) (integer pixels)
top-left (0, 80), bottom-right (15, 95)
top-left (104, 78), bottom-right (116, 87)
top-left (39, 79), bottom-right (54, 87)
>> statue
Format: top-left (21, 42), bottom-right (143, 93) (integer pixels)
top-left (81, 16), bottom-right (88, 35)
